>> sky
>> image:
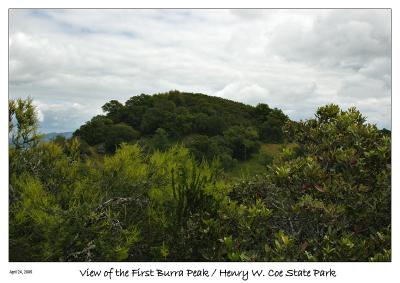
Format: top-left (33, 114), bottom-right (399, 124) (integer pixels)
top-left (9, 9), bottom-right (391, 133)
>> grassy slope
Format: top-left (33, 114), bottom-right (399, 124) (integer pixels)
top-left (227, 143), bottom-right (286, 179)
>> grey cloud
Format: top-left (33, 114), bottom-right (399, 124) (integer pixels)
top-left (338, 74), bottom-right (389, 99)
top-left (32, 100), bottom-right (102, 133)
top-left (9, 9), bottom-right (391, 132)
top-left (266, 10), bottom-right (391, 70)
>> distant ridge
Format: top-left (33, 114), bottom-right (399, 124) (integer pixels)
top-left (8, 131), bottom-right (73, 145)
top-left (42, 132), bottom-right (73, 141)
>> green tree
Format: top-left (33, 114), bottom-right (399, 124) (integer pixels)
top-left (256, 107), bottom-right (288, 143)
top-left (102, 100), bottom-right (124, 122)
top-left (73, 115), bottom-right (113, 145)
top-left (150, 128), bottom-right (169, 151)
top-left (275, 104), bottom-right (390, 260)
top-left (9, 97), bottom-right (41, 149)
top-left (253, 103), bottom-right (271, 120)
top-left (223, 126), bottom-right (261, 160)
top-left (104, 123), bottom-right (140, 153)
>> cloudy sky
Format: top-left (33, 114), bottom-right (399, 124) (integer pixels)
top-left (9, 9), bottom-right (391, 132)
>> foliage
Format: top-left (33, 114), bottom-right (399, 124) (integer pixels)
top-left (254, 103), bottom-right (289, 143)
top-left (9, 98), bottom-right (390, 262)
top-left (73, 116), bottom-right (140, 153)
top-left (229, 104), bottom-right (391, 261)
top-left (223, 126), bottom-right (261, 161)
top-left (9, 97), bottom-right (41, 149)
top-left (74, 91), bottom-right (287, 161)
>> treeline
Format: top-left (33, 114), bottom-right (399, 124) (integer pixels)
top-left (73, 91), bottom-right (288, 169)
top-left (9, 97), bottom-right (391, 262)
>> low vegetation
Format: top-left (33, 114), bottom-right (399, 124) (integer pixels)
top-left (9, 93), bottom-right (391, 261)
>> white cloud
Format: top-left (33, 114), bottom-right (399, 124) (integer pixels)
top-left (36, 107), bottom-right (44, 122)
top-left (9, 9), bottom-right (391, 132)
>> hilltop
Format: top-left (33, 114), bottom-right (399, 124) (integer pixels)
top-left (73, 90), bottom-right (288, 169)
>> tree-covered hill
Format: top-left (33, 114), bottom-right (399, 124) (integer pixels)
top-left (73, 90), bottom-right (288, 168)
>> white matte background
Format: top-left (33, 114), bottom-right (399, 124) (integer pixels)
top-left (1, 1), bottom-right (397, 283)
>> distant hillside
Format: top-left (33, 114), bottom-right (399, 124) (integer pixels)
top-left (73, 90), bottom-right (289, 167)
top-left (8, 131), bottom-right (73, 145)
top-left (42, 131), bottom-right (73, 141)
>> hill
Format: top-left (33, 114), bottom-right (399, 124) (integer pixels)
top-left (73, 90), bottom-right (288, 168)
